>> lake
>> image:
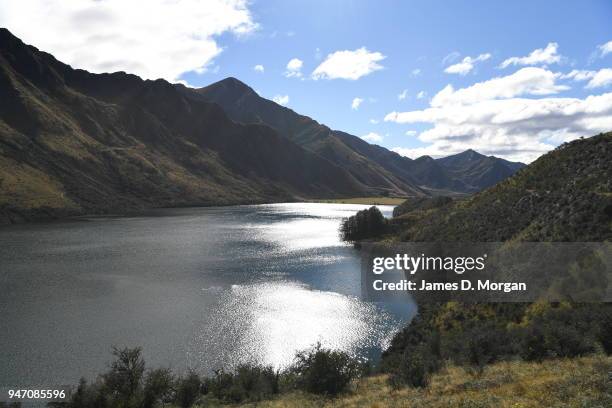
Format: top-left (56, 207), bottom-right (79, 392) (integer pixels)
top-left (0, 203), bottom-right (415, 390)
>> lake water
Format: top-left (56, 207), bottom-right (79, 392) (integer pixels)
top-left (0, 203), bottom-right (415, 390)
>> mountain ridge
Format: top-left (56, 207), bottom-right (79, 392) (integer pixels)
top-left (0, 28), bottom-right (525, 223)
top-left (195, 77), bottom-right (525, 194)
top-left (0, 28), bottom-right (369, 223)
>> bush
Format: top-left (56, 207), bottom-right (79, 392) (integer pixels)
top-left (143, 368), bottom-right (174, 408)
top-left (450, 324), bottom-right (506, 375)
top-left (517, 305), bottom-right (602, 361)
top-left (175, 372), bottom-right (201, 408)
top-left (389, 338), bottom-right (441, 388)
top-left (204, 365), bottom-right (279, 403)
top-left (290, 343), bottom-right (361, 395)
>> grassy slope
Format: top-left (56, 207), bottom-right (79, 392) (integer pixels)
top-left (310, 197), bottom-right (407, 205)
top-left (204, 356), bottom-right (610, 408)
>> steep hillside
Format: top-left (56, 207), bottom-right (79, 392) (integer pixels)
top-left (192, 78), bottom-right (426, 197)
top-left (196, 78), bottom-right (524, 195)
top-left (393, 133), bottom-right (612, 242)
top-left (0, 28), bottom-right (368, 223)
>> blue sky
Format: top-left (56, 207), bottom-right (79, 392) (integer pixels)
top-left (1, 0), bottom-right (611, 162)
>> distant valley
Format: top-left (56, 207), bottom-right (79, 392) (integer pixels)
top-left (0, 28), bottom-right (523, 223)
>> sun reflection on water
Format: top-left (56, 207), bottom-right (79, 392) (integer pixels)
top-left (191, 281), bottom-right (400, 371)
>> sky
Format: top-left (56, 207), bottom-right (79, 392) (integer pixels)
top-left (1, 0), bottom-right (611, 162)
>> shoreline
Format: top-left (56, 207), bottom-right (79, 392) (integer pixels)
top-left (0, 197), bottom-right (403, 227)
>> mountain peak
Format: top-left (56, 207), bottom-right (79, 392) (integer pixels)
top-left (0, 27), bottom-right (25, 51)
top-left (415, 155), bottom-right (435, 162)
top-left (460, 148), bottom-right (484, 159)
top-left (435, 148), bottom-right (525, 191)
top-left (0, 27), bottom-right (15, 39)
top-left (196, 76), bottom-right (258, 104)
top-left (212, 76), bottom-right (255, 94)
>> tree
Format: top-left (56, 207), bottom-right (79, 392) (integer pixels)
top-left (103, 346), bottom-right (145, 402)
top-left (340, 206), bottom-right (387, 242)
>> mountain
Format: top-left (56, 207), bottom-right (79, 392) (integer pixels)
top-left (0, 28), bottom-right (527, 224)
top-left (436, 149), bottom-right (525, 191)
top-left (0, 28), bottom-right (370, 223)
top-left (393, 132), bottom-right (612, 242)
top-left (195, 77), bottom-right (524, 195)
top-left (191, 78), bottom-right (426, 197)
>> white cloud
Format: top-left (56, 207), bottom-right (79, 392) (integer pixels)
top-left (385, 68), bottom-right (612, 163)
top-left (254, 64), bottom-right (264, 73)
top-left (312, 47), bottom-right (385, 80)
top-left (411, 68), bottom-right (421, 76)
top-left (285, 58), bottom-right (303, 78)
top-left (416, 91), bottom-right (427, 99)
top-left (405, 130), bottom-right (417, 137)
top-left (369, 119), bottom-right (379, 124)
top-left (0, 0), bottom-right (257, 82)
top-left (598, 41), bottom-right (612, 57)
top-left (398, 89), bottom-right (409, 100)
top-left (431, 67), bottom-right (568, 107)
top-left (500, 43), bottom-right (562, 69)
top-left (361, 132), bottom-right (383, 143)
top-left (561, 68), bottom-right (612, 89)
top-left (585, 68), bottom-right (612, 89)
top-left (272, 94), bottom-right (289, 105)
top-left (351, 97), bottom-right (364, 110)
top-left (444, 53), bottom-right (491, 75)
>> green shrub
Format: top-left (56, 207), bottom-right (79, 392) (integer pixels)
top-left (290, 343), bottom-right (361, 395)
top-left (443, 323), bottom-right (508, 375)
top-left (204, 365), bottom-right (279, 403)
top-left (518, 306), bottom-right (601, 361)
top-left (143, 368), bottom-right (174, 408)
top-left (340, 206), bottom-right (387, 241)
top-left (175, 371), bottom-right (201, 408)
top-left (389, 343), bottom-right (441, 388)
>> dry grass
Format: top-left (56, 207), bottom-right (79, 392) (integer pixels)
top-left (0, 156), bottom-right (77, 209)
top-left (217, 355), bottom-right (611, 408)
top-left (311, 197), bottom-right (407, 205)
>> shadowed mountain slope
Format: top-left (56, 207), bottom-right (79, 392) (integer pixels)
top-left (437, 149), bottom-right (525, 191)
top-left (191, 78), bottom-right (426, 197)
top-left (196, 77), bottom-right (524, 194)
